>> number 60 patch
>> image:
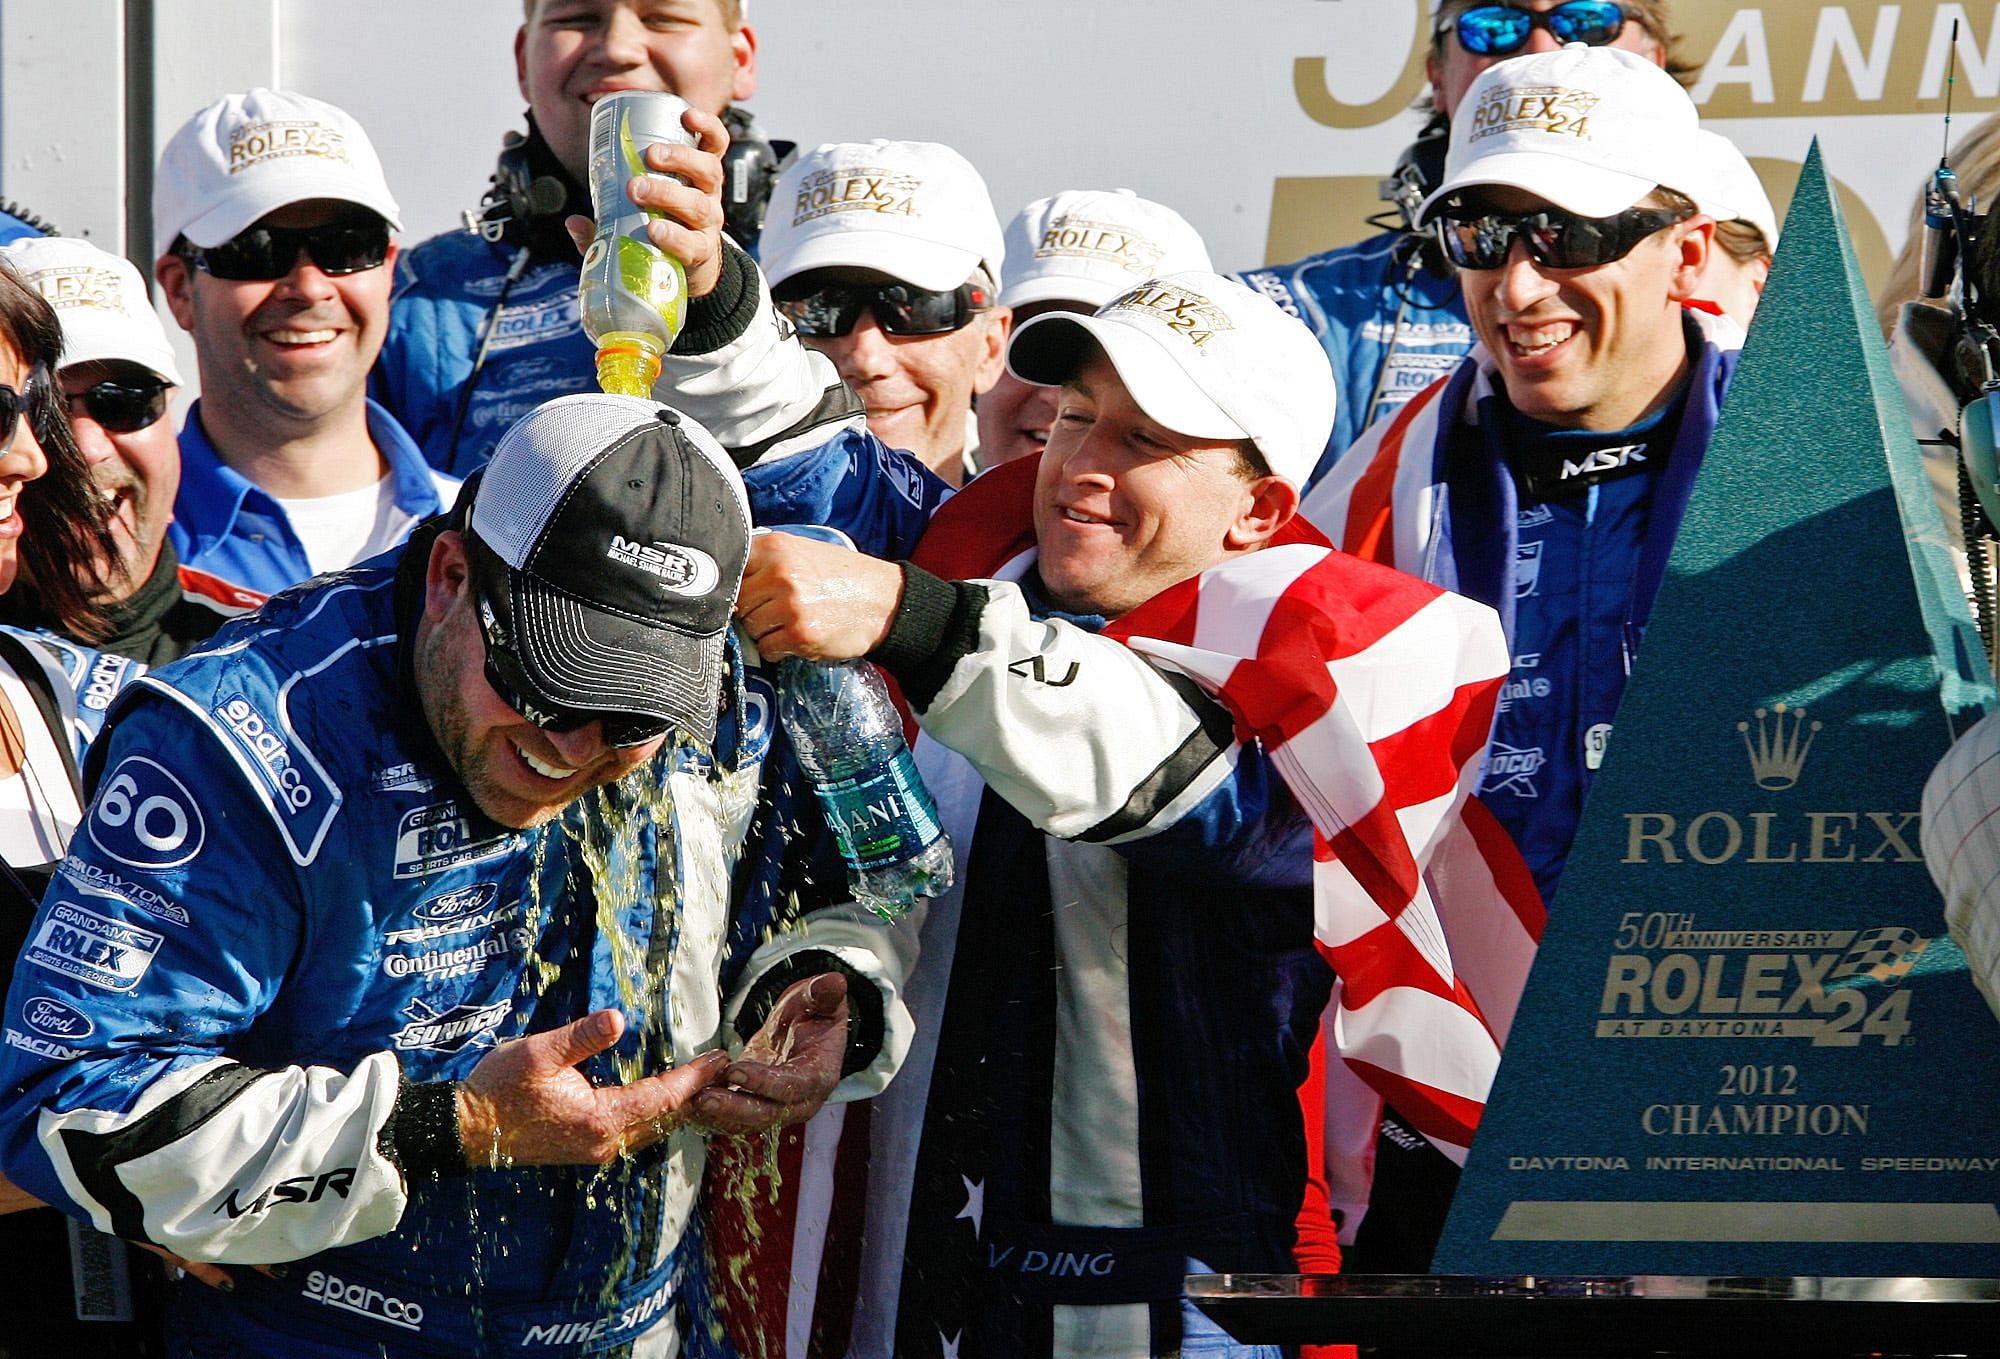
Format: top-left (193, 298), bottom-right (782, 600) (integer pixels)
top-left (88, 756), bottom-right (206, 870)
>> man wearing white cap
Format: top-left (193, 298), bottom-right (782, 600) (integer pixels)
top-left (734, 273), bottom-right (1508, 1357)
top-left (1689, 128), bottom-right (1779, 332)
top-left (976, 189), bottom-right (1211, 472)
top-left (1243, 0), bottom-right (1684, 481)
top-left (0, 237), bottom-right (255, 692)
top-left (1311, 42), bottom-right (1731, 907)
top-left (761, 140), bottom-right (1010, 486)
top-left (153, 88), bottom-right (458, 599)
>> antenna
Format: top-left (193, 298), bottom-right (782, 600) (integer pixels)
top-left (1922, 19), bottom-right (1967, 300)
top-left (1944, 17), bottom-right (1961, 169)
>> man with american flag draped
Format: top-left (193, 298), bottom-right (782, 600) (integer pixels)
top-left (735, 270), bottom-right (1521, 1359)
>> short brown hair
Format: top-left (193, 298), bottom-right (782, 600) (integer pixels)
top-left (522, 0), bottom-right (743, 29)
top-left (1431, 2), bottom-right (1699, 85)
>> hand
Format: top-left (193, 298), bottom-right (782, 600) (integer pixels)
top-left (135, 1242), bottom-right (237, 1292)
top-left (735, 531), bottom-right (905, 661)
top-left (692, 973), bottom-right (850, 1136)
top-left (563, 106), bottom-right (730, 299)
top-left (456, 1010), bottom-right (731, 1168)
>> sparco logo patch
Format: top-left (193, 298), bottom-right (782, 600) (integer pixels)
top-left (81, 652), bottom-right (135, 712)
top-left (27, 902), bottom-right (162, 992)
top-left (1104, 283), bottom-right (1234, 349)
top-left (228, 119), bottom-right (351, 173)
top-left (303, 1270), bottom-right (425, 1332)
top-left (607, 535), bottom-right (719, 598)
top-left (1467, 84), bottom-right (1599, 144)
top-left (217, 696), bottom-right (315, 811)
top-left (790, 166), bottom-right (919, 223)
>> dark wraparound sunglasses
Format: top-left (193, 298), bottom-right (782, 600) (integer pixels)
top-left (0, 362), bottom-right (55, 453)
top-left (175, 217), bottom-right (392, 281)
top-left (774, 278), bottom-right (993, 338)
top-left (66, 377), bottom-right (171, 434)
top-left (1446, 2), bottom-right (1627, 55)
top-left (473, 586), bottom-right (671, 749)
top-left (1433, 203), bottom-right (1692, 271)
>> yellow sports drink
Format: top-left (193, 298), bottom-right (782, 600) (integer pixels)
top-left (581, 92), bottom-right (694, 396)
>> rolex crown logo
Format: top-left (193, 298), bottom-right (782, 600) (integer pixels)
top-left (1737, 703), bottom-right (1821, 791)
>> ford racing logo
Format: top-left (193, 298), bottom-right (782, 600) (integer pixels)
top-left (22, 996), bottom-right (92, 1041)
top-left (415, 883), bottom-right (499, 922)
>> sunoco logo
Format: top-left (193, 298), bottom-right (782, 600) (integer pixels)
top-left (607, 535), bottom-right (719, 597)
top-left (1483, 742), bottom-right (1546, 797)
top-left (23, 996), bottom-right (92, 1040)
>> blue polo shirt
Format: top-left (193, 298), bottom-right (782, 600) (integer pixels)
top-left (169, 398), bottom-right (457, 597)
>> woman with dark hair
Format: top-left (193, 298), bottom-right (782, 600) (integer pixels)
top-left (0, 259), bottom-right (178, 1355)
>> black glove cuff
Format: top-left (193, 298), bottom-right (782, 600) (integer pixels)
top-left (383, 1078), bottom-right (469, 1178)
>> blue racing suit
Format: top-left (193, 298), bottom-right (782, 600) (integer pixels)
top-left (0, 252), bottom-right (948, 1356)
top-left (1239, 229), bottom-right (1471, 486)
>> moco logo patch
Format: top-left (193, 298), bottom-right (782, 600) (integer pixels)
top-left (88, 756), bottom-right (204, 870)
top-left (31, 265), bottom-right (126, 314)
top-left (1104, 283), bottom-right (1234, 349)
top-left (393, 802), bottom-right (512, 879)
top-left (607, 535), bottom-right (719, 598)
top-left (228, 119), bottom-right (350, 173)
top-left (1033, 216), bottom-right (1165, 276)
top-left (26, 903), bottom-right (162, 992)
top-left (217, 696), bottom-right (319, 813)
top-left (1468, 84), bottom-right (1599, 144)
top-left (791, 166), bottom-right (919, 223)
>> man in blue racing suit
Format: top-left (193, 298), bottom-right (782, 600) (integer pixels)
top-left (0, 111), bottom-right (946, 1355)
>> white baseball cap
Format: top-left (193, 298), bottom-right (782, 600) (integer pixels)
top-left (1006, 271), bottom-right (1336, 488)
top-left (1692, 129), bottom-right (1779, 253)
top-left (1418, 44), bottom-right (1700, 224)
top-left (999, 190), bottom-right (1213, 310)
top-left (1, 236), bottom-right (182, 385)
top-left (154, 88), bottom-right (402, 252)
top-left (761, 140), bottom-right (1003, 292)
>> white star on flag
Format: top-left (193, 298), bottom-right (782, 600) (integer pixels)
top-left (954, 1175), bottom-right (984, 1238)
top-left (939, 1329), bottom-right (963, 1358)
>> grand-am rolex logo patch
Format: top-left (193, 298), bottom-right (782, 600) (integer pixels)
top-left (791, 166), bottom-right (919, 224)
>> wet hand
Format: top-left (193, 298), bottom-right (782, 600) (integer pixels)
top-left (735, 532), bottom-right (903, 661)
top-left (457, 1010), bottom-right (731, 1167)
top-left (693, 973), bottom-right (850, 1135)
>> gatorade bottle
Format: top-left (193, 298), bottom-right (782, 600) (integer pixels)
top-left (581, 92), bottom-right (694, 397)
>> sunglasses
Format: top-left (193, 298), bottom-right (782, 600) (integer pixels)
top-left (473, 588), bottom-right (670, 749)
top-left (1446, 1), bottom-right (1627, 55)
top-left (65, 376), bottom-right (171, 435)
top-left (176, 217), bottom-right (392, 282)
top-left (774, 278), bottom-right (992, 338)
top-left (1434, 202), bottom-right (1692, 271)
top-left (0, 361), bottom-right (55, 454)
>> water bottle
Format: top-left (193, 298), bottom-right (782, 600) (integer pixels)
top-left (581, 91), bottom-right (694, 397)
top-left (779, 656), bottom-right (954, 920)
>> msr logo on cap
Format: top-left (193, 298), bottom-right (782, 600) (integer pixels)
top-left (791, 166), bottom-right (918, 224)
top-left (1106, 283), bottom-right (1235, 349)
top-left (1468, 85), bottom-right (1598, 144)
top-left (607, 535), bottom-right (719, 598)
top-left (228, 119), bottom-right (351, 174)
top-left (31, 266), bottom-right (125, 313)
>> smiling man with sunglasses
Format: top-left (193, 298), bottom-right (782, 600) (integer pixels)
top-left (0, 237), bottom-right (259, 685)
top-left (761, 140), bottom-right (1010, 487)
top-left (1241, 2), bottom-right (1687, 481)
top-left (152, 89), bottom-right (460, 599)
